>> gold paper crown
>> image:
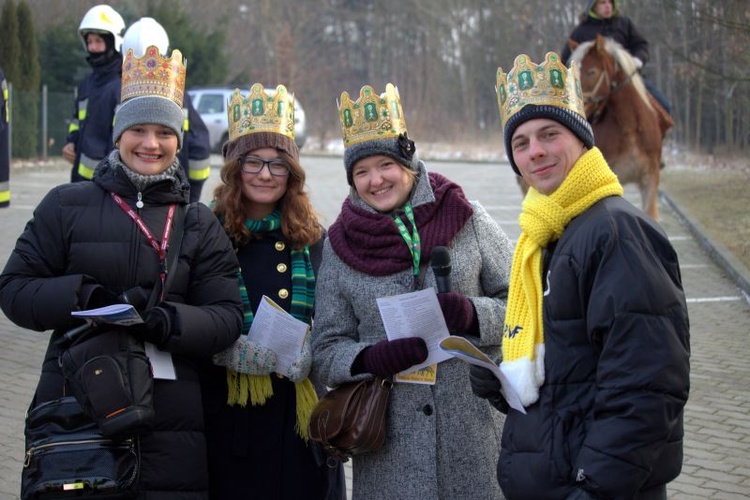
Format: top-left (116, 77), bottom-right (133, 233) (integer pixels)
top-left (121, 45), bottom-right (186, 107)
top-left (496, 52), bottom-right (586, 128)
top-left (227, 84), bottom-right (295, 142)
top-left (337, 83), bottom-right (408, 147)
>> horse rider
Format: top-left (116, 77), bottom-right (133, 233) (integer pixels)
top-left (560, 0), bottom-right (672, 123)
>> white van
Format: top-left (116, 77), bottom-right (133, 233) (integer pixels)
top-left (187, 86), bottom-right (307, 153)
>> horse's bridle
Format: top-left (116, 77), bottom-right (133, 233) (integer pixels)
top-left (582, 65), bottom-right (638, 123)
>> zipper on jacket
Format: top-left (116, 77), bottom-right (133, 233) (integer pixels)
top-left (24, 437), bottom-right (132, 467)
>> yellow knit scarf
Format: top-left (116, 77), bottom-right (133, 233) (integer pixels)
top-left (500, 148), bottom-right (623, 407)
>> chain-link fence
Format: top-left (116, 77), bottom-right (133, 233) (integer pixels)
top-left (8, 84), bottom-right (73, 160)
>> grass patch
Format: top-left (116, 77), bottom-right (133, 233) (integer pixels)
top-left (660, 165), bottom-right (750, 271)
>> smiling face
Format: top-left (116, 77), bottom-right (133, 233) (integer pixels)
top-left (240, 147), bottom-right (290, 219)
top-left (511, 118), bottom-right (586, 195)
top-left (351, 155), bottom-right (415, 213)
top-left (118, 124), bottom-right (178, 176)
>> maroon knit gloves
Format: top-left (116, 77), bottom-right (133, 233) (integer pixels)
top-left (437, 292), bottom-right (479, 335)
top-left (360, 337), bottom-right (428, 378)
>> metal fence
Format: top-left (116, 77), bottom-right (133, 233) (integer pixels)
top-left (8, 83), bottom-right (73, 161)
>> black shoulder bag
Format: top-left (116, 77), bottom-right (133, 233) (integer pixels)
top-left (21, 203), bottom-right (188, 499)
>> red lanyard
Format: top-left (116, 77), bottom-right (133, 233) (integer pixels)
top-left (110, 192), bottom-right (177, 299)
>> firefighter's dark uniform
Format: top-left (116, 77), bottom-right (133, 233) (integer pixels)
top-left (179, 93), bottom-right (211, 203)
top-left (66, 56), bottom-right (121, 182)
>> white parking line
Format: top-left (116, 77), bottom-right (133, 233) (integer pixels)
top-left (686, 296), bottom-right (744, 303)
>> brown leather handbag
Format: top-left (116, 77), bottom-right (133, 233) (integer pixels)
top-left (308, 377), bottom-right (393, 462)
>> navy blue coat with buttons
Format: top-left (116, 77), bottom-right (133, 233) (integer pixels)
top-left (200, 230), bottom-right (335, 500)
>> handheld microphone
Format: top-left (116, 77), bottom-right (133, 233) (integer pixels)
top-left (430, 246), bottom-right (452, 293)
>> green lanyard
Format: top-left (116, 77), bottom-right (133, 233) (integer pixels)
top-left (392, 203), bottom-right (421, 277)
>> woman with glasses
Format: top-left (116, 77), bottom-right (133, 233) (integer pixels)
top-left (202, 84), bottom-right (344, 499)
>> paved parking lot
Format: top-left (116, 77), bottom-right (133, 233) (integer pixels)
top-left (0, 154), bottom-right (748, 499)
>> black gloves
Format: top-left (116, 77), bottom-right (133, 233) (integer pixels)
top-left (131, 307), bottom-right (173, 346)
top-left (79, 284), bottom-right (119, 310)
top-left (356, 337), bottom-right (429, 378)
top-left (469, 365), bottom-right (509, 414)
top-left (437, 292), bottom-right (479, 335)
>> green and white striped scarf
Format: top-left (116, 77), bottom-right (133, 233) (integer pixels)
top-left (226, 209), bottom-right (318, 439)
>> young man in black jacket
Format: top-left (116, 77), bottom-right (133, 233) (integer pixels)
top-left (471, 51), bottom-right (690, 500)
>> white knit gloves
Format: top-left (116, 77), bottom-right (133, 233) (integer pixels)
top-left (213, 335), bottom-right (277, 375)
top-left (287, 336), bottom-right (312, 383)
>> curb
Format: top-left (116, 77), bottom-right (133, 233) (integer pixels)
top-left (660, 189), bottom-right (750, 297)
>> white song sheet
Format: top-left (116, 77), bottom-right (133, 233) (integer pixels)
top-left (247, 295), bottom-right (309, 378)
top-left (376, 288), bottom-right (452, 376)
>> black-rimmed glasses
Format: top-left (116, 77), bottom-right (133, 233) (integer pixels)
top-left (240, 156), bottom-right (290, 176)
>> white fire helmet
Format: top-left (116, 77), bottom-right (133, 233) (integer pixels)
top-left (78, 4), bottom-right (126, 52)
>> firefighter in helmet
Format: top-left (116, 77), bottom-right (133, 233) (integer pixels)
top-left (62, 4), bottom-right (125, 182)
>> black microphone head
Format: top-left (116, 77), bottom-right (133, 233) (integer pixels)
top-left (430, 246), bottom-right (451, 277)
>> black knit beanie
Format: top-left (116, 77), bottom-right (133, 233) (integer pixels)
top-left (504, 104), bottom-right (594, 175)
top-left (344, 133), bottom-right (417, 185)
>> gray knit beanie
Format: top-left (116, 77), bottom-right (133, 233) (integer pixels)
top-left (344, 134), bottom-right (418, 185)
top-left (504, 104), bottom-right (594, 175)
top-left (113, 95), bottom-right (185, 149)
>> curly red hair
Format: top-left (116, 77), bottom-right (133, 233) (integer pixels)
top-left (212, 150), bottom-right (322, 249)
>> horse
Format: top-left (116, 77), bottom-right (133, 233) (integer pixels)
top-left (566, 34), bottom-right (672, 220)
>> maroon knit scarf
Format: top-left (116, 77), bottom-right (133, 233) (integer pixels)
top-left (328, 172), bottom-right (474, 276)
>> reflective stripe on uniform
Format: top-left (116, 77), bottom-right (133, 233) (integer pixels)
top-left (0, 181), bottom-right (10, 204)
top-left (68, 120), bottom-right (80, 133)
top-left (78, 98), bottom-right (89, 122)
top-left (2, 79), bottom-right (8, 123)
top-left (77, 153), bottom-right (99, 180)
top-left (188, 157), bottom-right (211, 181)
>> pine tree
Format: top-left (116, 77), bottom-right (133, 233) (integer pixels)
top-left (0, 0), bottom-right (21, 82)
top-left (13, 0), bottom-right (40, 158)
top-left (146, 0), bottom-right (227, 86)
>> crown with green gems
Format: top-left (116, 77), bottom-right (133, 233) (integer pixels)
top-left (227, 83), bottom-right (296, 142)
top-left (337, 83), bottom-right (408, 147)
top-left (121, 45), bottom-right (186, 107)
top-left (496, 52), bottom-right (587, 128)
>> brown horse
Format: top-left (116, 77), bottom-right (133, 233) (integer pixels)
top-left (567, 34), bottom-right (671, 220)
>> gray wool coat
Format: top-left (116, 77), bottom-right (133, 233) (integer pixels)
top-left (312, 162), bottom-right (512, 500)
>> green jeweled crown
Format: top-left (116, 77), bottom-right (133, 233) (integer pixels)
top-left (337, 83), bottom-right (408, 147)
top-left (227, 83), bottom-right (295, 142)
top-left (496, 52), bottom-right (586, 128)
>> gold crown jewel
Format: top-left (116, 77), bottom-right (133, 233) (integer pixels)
top-left (496, 52), bottom-right (586, 128)
top-left (337, 83), bottom-right (408, 147)
top-left (227, 83), bottom-right (295, 142)
top-left (121, 45), bottom-right (186, 107)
